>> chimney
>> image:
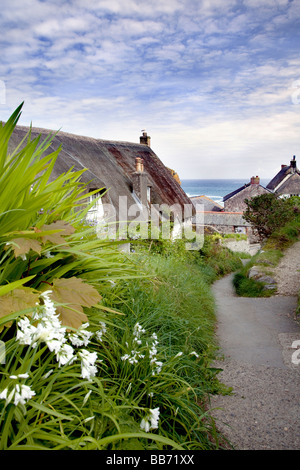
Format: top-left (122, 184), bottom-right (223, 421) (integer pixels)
top-left (140, 131), bottom-right (151, 146)
top-left (250, 176), bottom-right (260, 184)
top-left (291, 155), bottom-right (296, 171)
top-left (281, 164), bottom-right (288, 169)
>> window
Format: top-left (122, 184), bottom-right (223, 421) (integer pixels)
top-left (86, 189), bottom-right (105, 223)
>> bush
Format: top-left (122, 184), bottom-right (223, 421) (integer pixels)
top-left (243, 193), bottom-right (297, 241)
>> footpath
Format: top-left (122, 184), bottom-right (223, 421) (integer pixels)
top-left (210, 242), bottom-right (300, 450)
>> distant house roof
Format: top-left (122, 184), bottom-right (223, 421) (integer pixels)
top-left (223, 183), bottom-right (251, 202)
top-left (275, 172), bottom-right (300, 195)
top-left (223, 176), bottom-right (272, 203)
top-left (8, 126), bottom-right (192, 219)
top-left (266, 156), bottom-right (300, 194)
top-left (190, 195), bottom-right (223, 212)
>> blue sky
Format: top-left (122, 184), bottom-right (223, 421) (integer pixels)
top-left (1, 0), bottom-right (300, 179)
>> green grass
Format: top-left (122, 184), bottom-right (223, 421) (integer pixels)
top-left (92, 239), bottom-right (241, 448)
top-left (0, 104), bottom-right (242, 450)
top-left (101, 238), bottom-right (242, 389)
top-left (233, 272), bottom-right (268, 297)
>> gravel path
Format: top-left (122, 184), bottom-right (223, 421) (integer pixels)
top-left (273, 240), bottom-right (300, 296)
top-left (209, 245), bottom-right (300, 450)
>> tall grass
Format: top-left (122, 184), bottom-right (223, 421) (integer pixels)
top-left (0, 104), bottom-right (240, 450)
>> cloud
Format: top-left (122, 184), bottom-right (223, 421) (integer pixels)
top-left (0, 0), bottom-right (299, 179)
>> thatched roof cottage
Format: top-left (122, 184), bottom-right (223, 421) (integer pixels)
top-left (8, 127), bottom-right (192, 227)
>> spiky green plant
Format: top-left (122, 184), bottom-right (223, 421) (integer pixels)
top-left (0, 102), bottom-right (140, 331)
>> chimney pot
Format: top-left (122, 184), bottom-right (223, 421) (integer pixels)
top-left (135, 157), bottom-right (141, 172)
top-left (140, 131), bottom-right (151, 146)
top-left (135, 157), bottom-right (144, 173)
top-left (250, 176), bottom-right (260, 184)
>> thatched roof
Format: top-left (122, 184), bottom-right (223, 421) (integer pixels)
top-left (8, 125), bottom-right (192, 218)
top-left (274, 172), bottom-right (300, 195)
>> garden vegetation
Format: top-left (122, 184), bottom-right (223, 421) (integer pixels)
top-left (0, 104), bottom-right (241, 450)
top-left (233, 193), bottom-right (300, 297)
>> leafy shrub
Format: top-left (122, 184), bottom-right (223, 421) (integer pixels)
top-left (243, 193), bottom-right (297, 241)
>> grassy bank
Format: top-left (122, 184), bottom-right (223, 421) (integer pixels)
top-left (102, 237), bottom-right (242, 382)
top-left (91, 237), bottom-right (243, 449)
top-left (0, 104), bottom-right (242, 450)
top-left (233, 210), bottom-right (300, 297)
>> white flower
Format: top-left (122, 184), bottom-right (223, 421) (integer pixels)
top-left (40, 291), bottom-right (57, 317)
top-left (140, 417), bottom-right (151, 433)
top-left (121, 350), bottom-right (145, 364)
top-left (17, 293), bottom-right (66, 352)
top-left (78, 349), bottom-right (98, 381)
top-left (148, 333), bottom-right (163, 375)
top-left (149, 407), bottom-right (160, 429)
top-left (56, 344), bottom-right (75, 367)
top-left (189, 351), bottom-right (199, 358)
top-left (149, 345), bottom-right (157, 358)
top-left (69, 323), bottom-right (93, 347)
top-left (82, 390), bottom-right (92, 406)
top-left (9, 373), bottom-right (29, 380)
top-left (175, 352), bottom-right (183, 358)
top-left (140, 407), bottom-right (160, 433)
top-left (0, 384), bottom-right (35, 407)
top-left (47, 338), bottom-right (66, 354)
top-left (13, 384), bottom-right (36, 406)
top-left (133, 323), bottom-right (146, 337)
top-left (0, 388), bottom-right (8, 401)
top-left (121, 354), bottom-right (130, 362)
top-left (151, 360), bottom-right (163, 375)
top-left (43, 369), bottom-right (54, 379)
top-left (83, 416), bottom-right (95, 423)
top-left (16, 317), bottom-right (37, 345)
top-left (95, 321), bottom-right (107, 342)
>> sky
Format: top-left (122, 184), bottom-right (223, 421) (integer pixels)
top-left (1, 0), bottom-right (300, 179)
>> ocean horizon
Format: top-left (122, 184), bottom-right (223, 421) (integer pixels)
top-left (181, 178), bottom-right (271, 206)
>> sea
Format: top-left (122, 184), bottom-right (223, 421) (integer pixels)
top-left (181, 179), bottom-right (270, 207)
